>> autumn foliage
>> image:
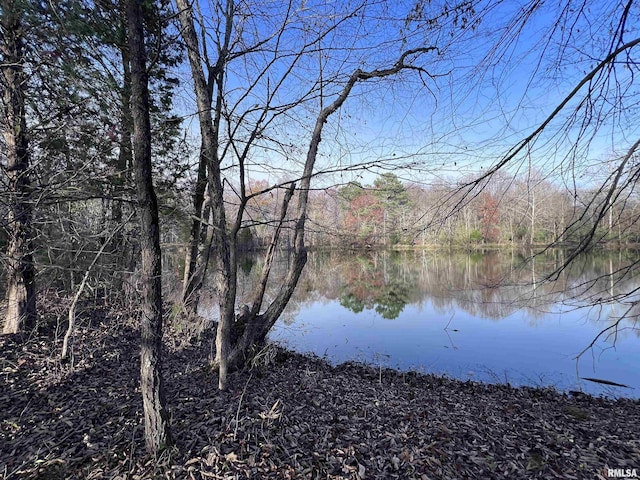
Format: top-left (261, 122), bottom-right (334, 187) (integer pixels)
top-left (477, 192), bottom-right (501, 243)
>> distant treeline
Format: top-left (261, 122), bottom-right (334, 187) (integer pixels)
top-left (233, 172), bottom-right (640, 250)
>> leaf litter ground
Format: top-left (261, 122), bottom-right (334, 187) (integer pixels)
top-left (1, 312), bottom-right (638, 479)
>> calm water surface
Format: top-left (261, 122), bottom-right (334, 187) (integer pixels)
top-left (205, 251), bottom-right (640, 398)
top-left (263, 250), bottom-right (640, 398)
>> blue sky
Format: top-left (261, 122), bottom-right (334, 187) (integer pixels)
top-left (178, 0), bottom-right (640, 191)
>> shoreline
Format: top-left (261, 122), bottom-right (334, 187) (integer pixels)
top-left (268, 342), bottom-right (640, 401)
top-left (1, 321), bottom-right (639, 479)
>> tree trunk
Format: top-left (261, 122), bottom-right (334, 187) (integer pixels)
top-left (126, 0), bottom-right (171, 453)
top-left (221, 56), bottom-right (435, 369)
top-left (176, 0), bottom-right (236, 390)
top-left (181, 147), bottom-right (208, 312)
top-left (1, 0), bottom-right (36, 334)
top-left (530, 188), bottom-right (535, 246)
top-left (176, 3), bottom-right (439, 388)
top-left (109, 43), bottom-right (134, 297)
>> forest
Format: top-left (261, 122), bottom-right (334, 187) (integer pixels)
top-left (2, 0), bottom-right (640, 477)
top-left (294, 171), bottom-right (640, 248)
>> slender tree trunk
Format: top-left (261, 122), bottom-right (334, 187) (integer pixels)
top-left (177, 0), bottom-right (237, 322)
top-left (559, 200), bottom-right (565, 244)
top-left (126, 0), bottom-right (171, 453)
top-left (109, 44), bottom-right (134, 296)
top-left (2, 0), bottom-right (36, 334)
top-left (181, 147), bottom-right (207, 311)
top-left (608, 194), bottom-right (613, 241)
top-left (530, 188), bottom-right (535, 245)
top-left (176, 0), bottom-right (236, 389)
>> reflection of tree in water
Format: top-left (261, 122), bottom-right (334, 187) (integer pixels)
top-left (202, 249), bottom-right (640, 336)
top-left (304, 250), bottom-right (640, 329)
top-left (337, 253), bottom-right (415, 320)
top-left (340, 282), bottom-right (409, 320)
top-left (374, 285), bottom-right (409, 319)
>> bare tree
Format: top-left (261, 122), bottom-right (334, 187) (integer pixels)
top-left (176, 0), bottom-right (476, 389)
top-left (461, 1), bottom-right (640, 256)
top-left (126, 0), bottom-right (172, 452)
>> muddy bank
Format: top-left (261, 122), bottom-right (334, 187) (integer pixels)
top-left (1, 318), bottom-right (638, 479)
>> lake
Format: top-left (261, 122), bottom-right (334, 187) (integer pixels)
top-left (203, 249), bottom-right (640, 398)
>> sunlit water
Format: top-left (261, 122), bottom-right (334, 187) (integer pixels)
top-left (272, 297), bottom-right (639, 397)
top-left (202, 249), bottom-right (640, 397)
